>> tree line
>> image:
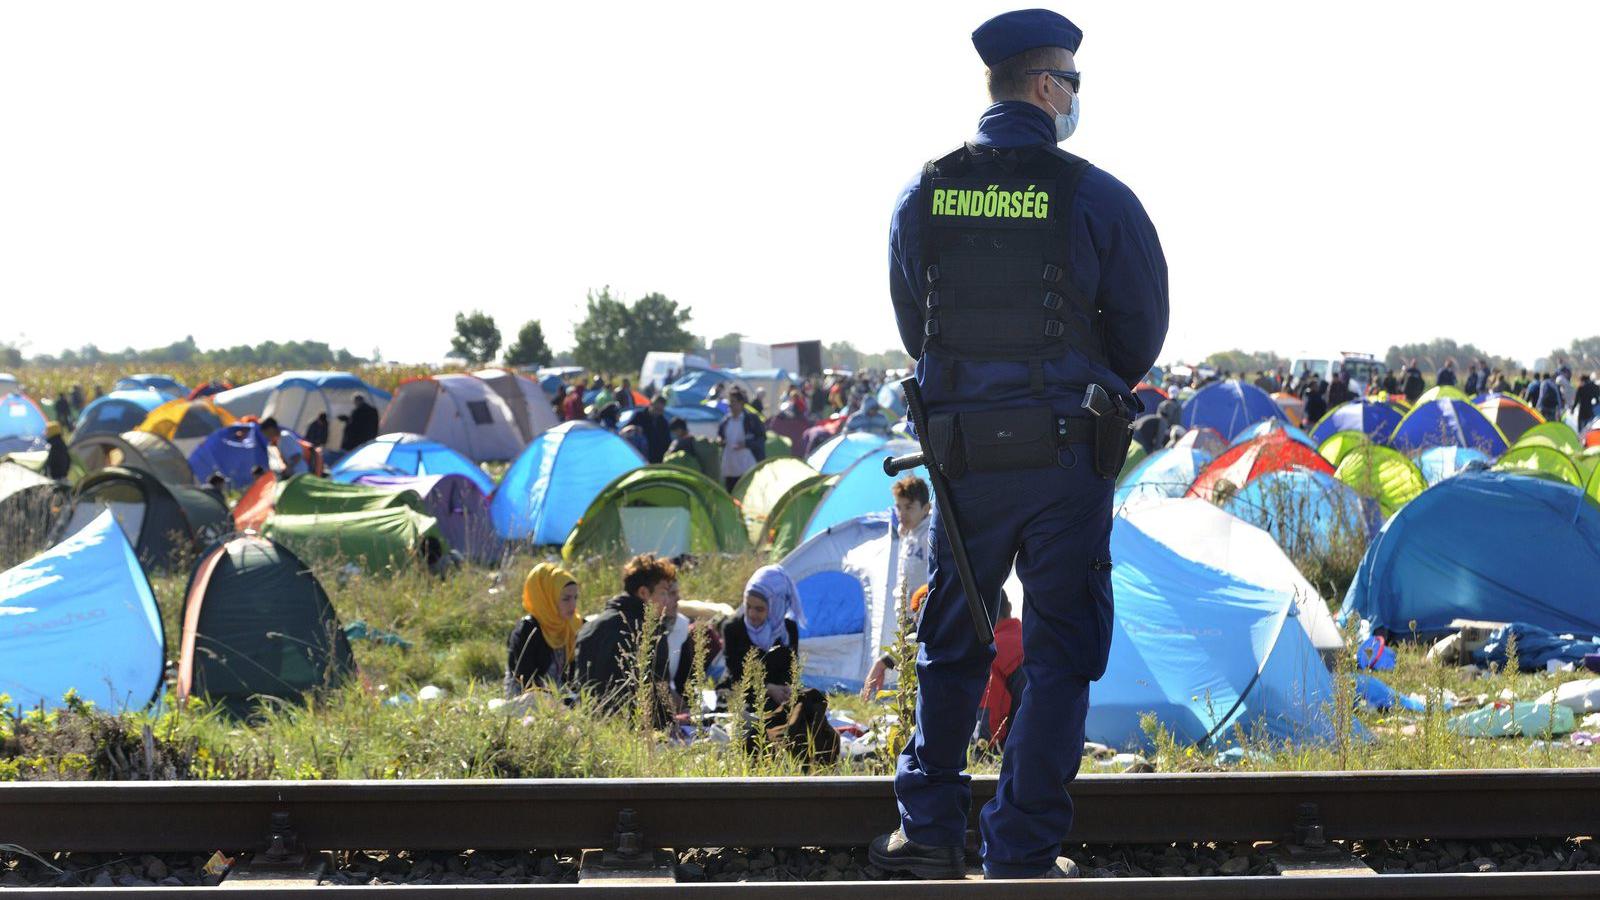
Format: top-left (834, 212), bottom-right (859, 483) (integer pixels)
top-left (1201, 336), bottom-right (1600, 378)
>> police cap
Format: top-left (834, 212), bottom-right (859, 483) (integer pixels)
top-left (971, 9), bottom-right (1082, 67)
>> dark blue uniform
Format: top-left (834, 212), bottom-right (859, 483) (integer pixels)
top-left (888, 101), bottom-right (1168, 877)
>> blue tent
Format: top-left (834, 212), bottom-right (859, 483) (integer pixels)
top-left (490, 421), bottom-right (645, 543)
top-left (331, 432), bottom-right (494, 493)
top-left (1114, 446), bottom-right (1215, 510)
top-left (806, 432), bottom-right (889, 475)
top-left (1221, 467), bottom-right (1377, 546)
top-left (1089, 500), bottom-right (1346, 749)
top-left (188, 423), bottom-right (271, 488)
top-left (1, 392), bottom-right (48, 444)
top-left (0, 511), bottom-right (165, 712)
top-left (663, 369), bottom-right (741, 407)
top-left (1180, 381), bottom-right (1286, 440)
top-left (1390, 398), bottom-right (1508, 456)
top-left (802, 441), bottom-right (925, 542)
top-left (876, 382), bottom-right (907, 416)
top-left (1228, 418), bottom-right (1319, 452)
top-left (1308, 399), bottom-right (1404, 445)
top-left (782, 513), bottom-right (908, 691)
top-left (114, 374), bottom-right (187, 399)
top-left (1342, 471), bottom-right (1600, 638)
top-left (75, 389), bottom-right (166, 438)
top-left (1417, 446), bottom-right (1492, 486)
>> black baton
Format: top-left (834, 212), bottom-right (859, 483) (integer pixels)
top-left (883, 376), bottom-right (994, 646)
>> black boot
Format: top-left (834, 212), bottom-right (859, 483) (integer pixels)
top-left (868, 828), bottom-right (965, 880)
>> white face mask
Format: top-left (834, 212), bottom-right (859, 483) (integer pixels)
top-left (1047, 78), bottom-right (1079, 142)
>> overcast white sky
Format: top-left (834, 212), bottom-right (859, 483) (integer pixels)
top-left (3, 2), bottom-right (1596, 367)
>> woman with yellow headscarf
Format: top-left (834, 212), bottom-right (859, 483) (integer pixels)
top-left (504, 562), bottom-right (581, 696)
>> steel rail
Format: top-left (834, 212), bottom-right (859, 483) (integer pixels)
top-left (7, 874), bottom-right (1600, 898)
top-left (3, 769), bottom-right (1598, 854)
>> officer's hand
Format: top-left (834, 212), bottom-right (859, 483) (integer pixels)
top-left (861, 660), bottom-right (888, 700)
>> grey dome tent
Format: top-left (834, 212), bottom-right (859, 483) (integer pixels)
top-left (70, 429), bottom-right (194, 485)
top-left (56, 466), bottom-right (230, 571)
top-left (0, 460), bottom-right (69, 568)
top-left (178, 533), bottom-right (355, 716)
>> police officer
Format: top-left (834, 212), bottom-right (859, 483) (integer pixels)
top-left (869, 9), bottom-right (1168, 880)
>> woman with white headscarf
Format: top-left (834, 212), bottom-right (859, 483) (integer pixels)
top-left (720, 564), bottom-right (805, 693)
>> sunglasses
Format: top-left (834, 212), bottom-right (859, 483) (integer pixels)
top-left (1025, 68), bottom-right (1081, 93)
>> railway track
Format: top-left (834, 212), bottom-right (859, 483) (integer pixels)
top-left (2, 769), bottom-right (1599, 896)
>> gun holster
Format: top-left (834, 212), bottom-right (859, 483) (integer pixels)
top-left (1091, 411), bottom-right (1134, 479)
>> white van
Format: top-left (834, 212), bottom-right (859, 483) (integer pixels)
top-left (639, 352), bottom-right (711, 392)
top-left (1288, 351), bottom-right (1388, 395)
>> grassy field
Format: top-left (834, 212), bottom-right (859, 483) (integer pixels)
top-left (5, 544), bottom-right (1599, 782)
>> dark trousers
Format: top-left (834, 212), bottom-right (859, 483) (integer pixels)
top-left (894, 444), bottom-right (1112, 878)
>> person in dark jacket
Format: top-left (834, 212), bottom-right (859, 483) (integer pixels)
top-left (1435, 359), bottom-right (1457, 388)
top-left (1381, 370), bottom-right (1399, 396)
top-left (1576, 373), bottom-right (1599, 429)
top-left (339, 395), bottom-right (380, 450)
top-left (720, 565), bottom-right (805, 699)
top-left (639, 395), bottom-right (673, 463)
top-left (505, 562), bottom-right (582, 697)
top-left (1301, 376), bottom-right (1328, 426)
top-left (304, 412), bottom-right (330, 448)
top-left (571, 554), bottom-right (685, 717)
top-left (44, 422), bottom-right (72, 481)
top-left (1402, 361), bottom-right (1425, 404)
top-left (52, 392), bottom-right (71, 428)
top-left (1537, 373), bottom-right (1562, 421)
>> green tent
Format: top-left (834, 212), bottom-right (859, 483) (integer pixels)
top-left (1333, 445), bottom-right (1427, 519)
top-left (764, 433), bottom-right (794, 459)
top-left (1576, 448), bottom-right (1600, 484)
top-left (663, 437), bottom-right (721, 481)
top-left (561, 464), bottom-right (749, 561)
top-left (274, 474), bottom-right (423, 516)
top-left (733, 457), bottom-right (819, 543)
top-left (1513, 421), bottom-right (1582, 456)
top-left (1588, 463), bottom-right (1600, 508)
top-left (764, 473), bottom-right (837, 558)
top-left (179, 534), bottom-right (356, 717)
top-left (1118, 442), bottom-right (1148, 484)
top-left (1317, 430), bottom-right (1371, 467)
top-left (1494, 445), bottom-right (1585, 488)
top-left (263, 506), bottom-right (446, 572)
top-left (1416, 384), bottom-right (1472, 405)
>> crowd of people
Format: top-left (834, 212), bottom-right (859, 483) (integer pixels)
top-left (547, 370), bottom-right (908, 490)
top-left (1225, 359), bottom-right (1600, 427)
top-left (500, 472), bottom-right (1027, 757)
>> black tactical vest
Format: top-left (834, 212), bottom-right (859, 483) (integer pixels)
top-left (918, 143), bottom-right (1103, 379)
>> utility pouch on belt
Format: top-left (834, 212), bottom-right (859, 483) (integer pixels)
top-left (1092, 411), bottom-right (1134, 480)
top-left (930, 406), bottom-right (1060, 477)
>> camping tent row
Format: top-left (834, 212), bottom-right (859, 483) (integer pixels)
top-left (379, 370), bottom-right (558, 463)
top-left (236, 471), bottom-right (494, 567)
top-left (784, 499), bottom-right (1346, 750)
top-left (1, 510), bottom-right (354, 716)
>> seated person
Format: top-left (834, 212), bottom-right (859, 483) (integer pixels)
top-left (505, 562), bottom-right (581, 696)
top-left (976, 593), bottom-right (1024, 749)
top-left (720, 565), bottom-right (805, 706)
top-left (571, 554), bottom-right (690, 718)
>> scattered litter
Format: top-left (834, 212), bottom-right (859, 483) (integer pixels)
top-left (1358, 635), bottom-right (1396, 671)
top-left (1212, 747), bottom-right (1274, 767)
top-left (1088, 752), bottom-right (1153, 773)
top-left (1446, 701), bottom-right (1575, 738)
top-left (342, 620), bottom-right (413, 649)
top-left (416, 685), bottom-right (446, 702)
top-left (1535, 678), bottom-right (1600, 714)
top-left (1356, 673), bottom-right (1455, 712)
top-left (1473, 623), bottom-right (1600, 673)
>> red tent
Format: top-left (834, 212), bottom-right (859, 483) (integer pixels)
top-left (1186, 430), bottom-right (1333, 502)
